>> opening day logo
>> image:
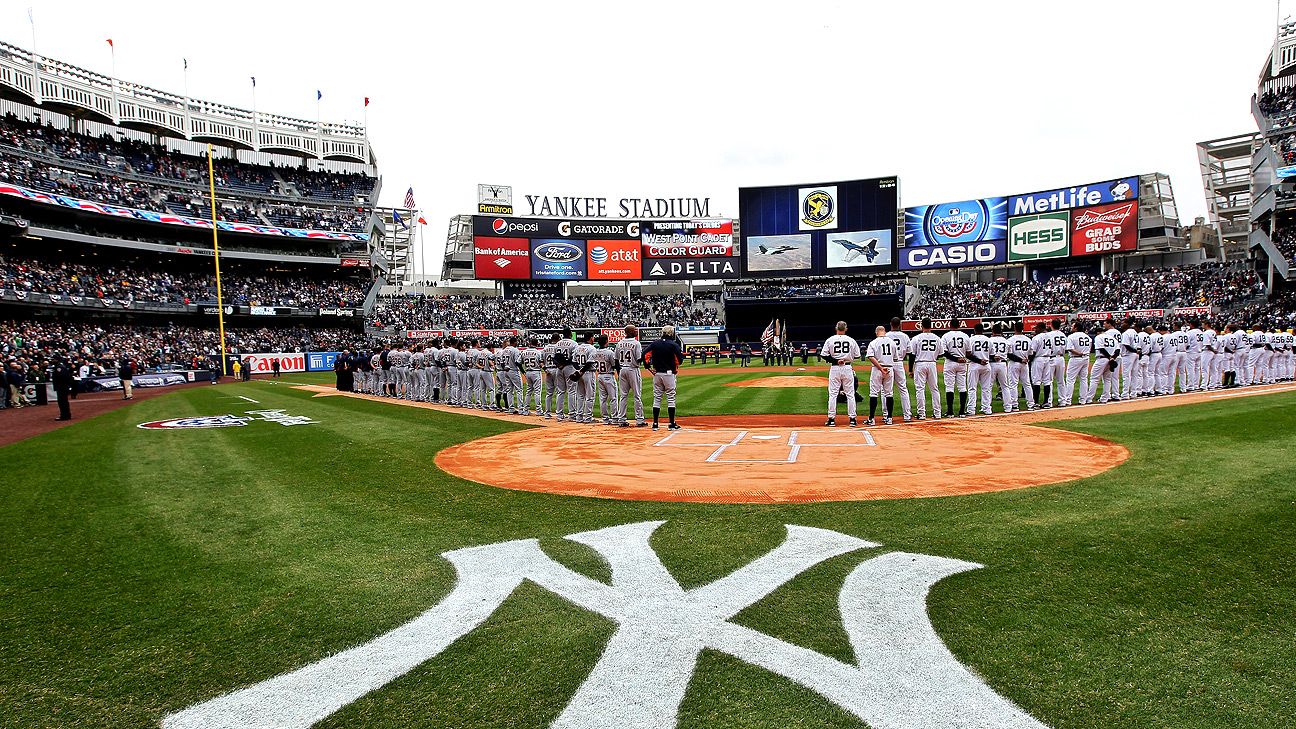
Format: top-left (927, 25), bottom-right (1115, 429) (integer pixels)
top-left (138, 410), bottom-right (317, 429)
top-left (164, 521), bottom-right (1047, 729)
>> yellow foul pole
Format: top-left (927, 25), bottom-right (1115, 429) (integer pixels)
top-left (206, 144), bottom-right (229, 377)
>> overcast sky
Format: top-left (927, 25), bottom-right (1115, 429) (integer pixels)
top-left (1, 1), bottom-right (1283, 277)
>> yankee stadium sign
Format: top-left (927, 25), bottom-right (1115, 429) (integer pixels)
top-left (164, 521), bottom-right (1047, 729)
top-left (523, 194), bottom-right (712, 219)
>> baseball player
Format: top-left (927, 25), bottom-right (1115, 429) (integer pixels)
top-left (542, 333), bottom-right (561, 418)
top-left (864, 325), bottom-right (896, 426)
top-left (1061, 321), bottom-right (1092, 406)
top-left (369, 349), bottom-right (382, 396)
top-left (553, 328), bottom-right (579, 421)
top-left (989, 323), bottom-right (1011, 410)
top-left (909, 318), bottom-right (943, 420)
top-left (643, 325), bottom-right (684, 431)
top-left (1235, 326), bottom-right (1254, 387)
top-left (1185, 320), bottom-right (1204, 392)
top-left (1134, 325), bottom-right (1151, 397)
top-left (574, 332), bottom-right (599, 423)
top-left (1118, 318), bottom-right (1139, 401)
top-left (1047, 319), bottom-right (1068, 404)
top-left (940, 326), bottom-right (970, 417)
top-left (885, 317), bottom-right (913, 422)
top-left (503, 338), bottom-right (524, 413)
top-left (1007, 320), bottom-right (1034, 412)
top-left (594, 334), bottom-right (621, 425)
top-left (1169, 324), bottom-right (1190, 393)
top-left (822, 320), bottom-right (862, 427)
top-left (1150, 321), bottom-right (1171, 394)
top-left (1089, 319), bottom-right (1122, 403)
top-left (1200, 322), bottom-right (1218, 391)
top-left (965, 323), bottom-right (992, 416)
top-left (437, 338), bottom-right (452, 403)
top-left (521, 338), bottom-right (544, 415)
top-left (615, 325), bottom-right (648, 427)
top-left (1217, 324), bottom-right (1236, 389)
top-left (1030, 322), bottom-right (1054, 407)
top-left (455, 339), bottom-right (471, 407)
top-left (1250, 326), bottom-right (1270, 385)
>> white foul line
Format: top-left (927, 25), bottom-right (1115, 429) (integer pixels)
top-left (238, 395), bottom-right (260, 403)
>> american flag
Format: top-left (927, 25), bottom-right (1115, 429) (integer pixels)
top-left (404, 187), bottom-right (416, 209)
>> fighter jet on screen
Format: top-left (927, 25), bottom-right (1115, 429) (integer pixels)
top-left (757, 244), bottom-right (798, 255)
top-left (832, 237), bottom-right (880, 263)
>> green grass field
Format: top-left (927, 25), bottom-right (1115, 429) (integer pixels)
top-left (2, 368), bottom-right (1293, 728)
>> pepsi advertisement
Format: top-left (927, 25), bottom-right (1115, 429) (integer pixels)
top-left (904, 197), bottom-right (1007, 247)
top-left (737, 176), bottom-right (899, 276)
top-left (530, 239), bottom-right (588, 279)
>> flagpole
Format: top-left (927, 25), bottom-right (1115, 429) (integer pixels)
top-left (250, 77), bottom-right (259, 152)
top-left (27, 8), bottom-right (42, 104)
top-left (206, 144), bottom-right (229, 378)
top-left (182, 58), bottom-right (191, 138)
top-left (107, 39), bottom-right (119, 125)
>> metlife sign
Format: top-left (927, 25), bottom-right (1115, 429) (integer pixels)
top-left (899, 240), bottom-right (1007, 270)
top-left (643, 257), bottom-right (741, 280)
top-left (1007, 176), bottom-right (1137, 216)
top-left (1007, 212), bottom-right (1070, 262)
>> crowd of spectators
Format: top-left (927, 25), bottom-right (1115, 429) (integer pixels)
top-left (1235, 289), bottom-right (1296, 330)
top-left (1272, 225), bottom-right (1296, 267)
top-left (0, 320), bottom-right (364, 407)
top-left (911, 263), bottom-right (1264, 318)
top-left (0, 114), bottom-right (374, 232)
top-left (724, 277), bottom-right (904, 299)
top-left (1258, 87), bottom-right (1296, 118)
top-left (0, 254), bottom-right (370, 308)
top-left (369, 293), bottom-right (722, 330)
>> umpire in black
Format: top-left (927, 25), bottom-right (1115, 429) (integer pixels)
top-left (52, 354), bottom-right (74, 421)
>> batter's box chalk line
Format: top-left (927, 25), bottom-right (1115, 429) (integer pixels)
top-left (652, 429), bottom-right (875, 464)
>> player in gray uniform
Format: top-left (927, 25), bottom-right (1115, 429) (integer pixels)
top-left (432, 339), bottom-right (448, 403)
top-left (572, 333), bottom-right (599, 423)
top-left (521, 338), bottom-right (545, 415)
top-left (369, 351), bottom-right (382, 395)
top-left (615, 325), bottom-right (647, 427)
top-left (593, 334), bottom-right (621, 424)
top-left (408, 346), bottom-right (424, 401)
top-left (475, 340), bottom-right (494, 409)
top-left (542, 334), bottom-right (561, 419)
top-left (552, 328), bottom-right (579, 421)
top-left (389, 345), bottom-right (409, 400)
top-left (453, 340), bottom-right (469, 406)
top-left (501, 337), bottom-right (524, 414)
top-left (484, 341), bottom-right (501, 411)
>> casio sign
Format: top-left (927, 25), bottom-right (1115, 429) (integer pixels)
top-left (534, 241), bottom-right (582, 262)
top-left (901, 241), bottom-right (1005, 270)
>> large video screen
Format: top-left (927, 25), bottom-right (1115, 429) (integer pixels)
top-left (737, 177), bottom-right (899, 276)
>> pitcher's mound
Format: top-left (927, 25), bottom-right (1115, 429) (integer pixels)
top-left (726, 376), bottom-right (829, 388)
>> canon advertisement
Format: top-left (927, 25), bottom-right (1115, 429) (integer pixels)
top-left (737, 177), bottom-right (899, 276)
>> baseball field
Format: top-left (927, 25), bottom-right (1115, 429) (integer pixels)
top-left (2, 366), bottom-right (1294, 728)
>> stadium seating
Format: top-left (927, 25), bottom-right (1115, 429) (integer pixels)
top-left (910, 263), bottom-right (1263, 319)
top-left (723, 277), bottom-right (904, 299)
top-left (0, 114), bottom-right (374, 234)
top-left (1, 253), bottom-right (369, 308)
top-left (369, 293), bottom-right (723, 331)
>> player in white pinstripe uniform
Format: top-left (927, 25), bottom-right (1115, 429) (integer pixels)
top-left (909, 319), bottom-right (942, 420)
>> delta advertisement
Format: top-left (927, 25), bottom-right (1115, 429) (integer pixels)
top-left (901, 176), bottom-right (1141, 270)
top-left (737, 177), bottom-right (899, 276)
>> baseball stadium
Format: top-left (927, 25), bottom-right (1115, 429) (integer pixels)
top-left (2, 5), bottom-right (1295, 728)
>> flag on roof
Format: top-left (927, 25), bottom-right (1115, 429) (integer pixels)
top-left (393, 209), bottom-right (407, 229)
top-left (404, 187), bottom-right (416, 209)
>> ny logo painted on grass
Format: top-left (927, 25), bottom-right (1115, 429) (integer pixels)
top-left (163, 522), bottom-right (1047, 729)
